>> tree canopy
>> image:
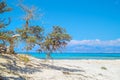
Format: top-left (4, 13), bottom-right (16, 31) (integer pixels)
top-left (16, 3), bottom-right (44, 51)
top-left (0, 1), bottom-right (14, 54)
top-left (0, 1), bottom-right (71, 59)
top-left (41, 26), bottom-right (71, 59)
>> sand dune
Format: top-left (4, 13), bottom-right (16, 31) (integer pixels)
top-left (0, 54), bottom-right (120, 80)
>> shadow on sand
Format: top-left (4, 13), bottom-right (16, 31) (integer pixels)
top-left (0, 54), bottom-right (85, 80)
top-left (40, 63), bottom-right (85, 72)
top-left (0, 76), bottom-right (26, 80)
top-left (0, 55), bottom-right (41, 80)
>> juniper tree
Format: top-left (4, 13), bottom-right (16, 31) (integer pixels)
top-left (0, 1), bottom-right (14, 54)
top-left (41, 26), bottom-right (71, 59)
top-left (17, 2), bottom-right (44, 51)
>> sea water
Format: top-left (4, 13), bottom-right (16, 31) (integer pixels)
top-left (18, 52), bottom-right (120, 59)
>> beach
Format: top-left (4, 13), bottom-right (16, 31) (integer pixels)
top-left (0, 54), bottom-right (120, 80)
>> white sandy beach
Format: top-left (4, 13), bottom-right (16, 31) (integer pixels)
top-left (0, 54), bottom-right (120, 80)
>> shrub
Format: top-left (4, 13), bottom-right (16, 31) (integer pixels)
top-left (19, 55), bottom-right (30, 63)
top-left (101, 66), bottom-right (107, 70)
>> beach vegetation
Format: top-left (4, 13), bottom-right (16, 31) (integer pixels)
top-left (101, 66), bottom-right (107, 70)
top-left (41, 26), bottom-right (71, 59)
top-left (0, 1), bottom-right (15, 54)
top-left (0, 1), bottom-right (71, 60)
top-left (16, 2), bottom-right (44, 51)
top-left (19, 55), bottom-right (30, 63)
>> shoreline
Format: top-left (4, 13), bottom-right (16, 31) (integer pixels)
top-left (18, 52), bottom-right (120, 60)
top-left (38, 58), bottom-right (120, 60)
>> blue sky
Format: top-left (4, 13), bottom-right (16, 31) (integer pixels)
top-left (4, 0), bottom-right (120, 52)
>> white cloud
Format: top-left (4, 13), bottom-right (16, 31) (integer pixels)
top-left (66, 39), bottom-right (120, 53)
top-left (68, 39), bottom-right (120, 46)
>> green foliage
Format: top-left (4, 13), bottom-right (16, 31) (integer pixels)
top-left (0, 1), bottom-right (15, 54)
top-left (0, 1), bottom-right (12, 35)
top-left (0, 1), bottom-right (12, 28)
top-left (16, 25), bottom-right (44, 51)
top-left (41, 26), bottom-right (71, 59)
top-left (15, 2), bottom-right (45, 51)
top-left (101, 66), bottom-right (107, 70)
top-left (26, 36), bottom-right (36, 43)
top-left (16, 28), bottom-right (28, 39)
top-left (0, 1), bottom-right (12, 13)
top-left (29, 26), bottom-right (44, 41)
top-left (0, 1), bottom-right (72, 57)
top-left (19, 55), bottom-right (30, 63)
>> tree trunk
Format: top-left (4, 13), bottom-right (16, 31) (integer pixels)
top-left (25, 20), bottom-right (29, 30)
top-left (0, 36), bottom-right (15, 54)
top-left (9, 40), bottom-right (14, 54)
top-left (46, 52), bottom-right (51, 59)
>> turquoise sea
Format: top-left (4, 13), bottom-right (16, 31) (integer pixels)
top-left (19, 52), bottom-right (120, 60)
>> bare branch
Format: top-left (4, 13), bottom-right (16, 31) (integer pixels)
top-left (18, 1), bottom-right (43, 21)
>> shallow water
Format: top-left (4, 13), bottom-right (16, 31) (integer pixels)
top-left (18, 52), bottom-right (120, 60)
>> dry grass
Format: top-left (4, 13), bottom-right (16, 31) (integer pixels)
top-left (18, 55), bottom-right (30, 63)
